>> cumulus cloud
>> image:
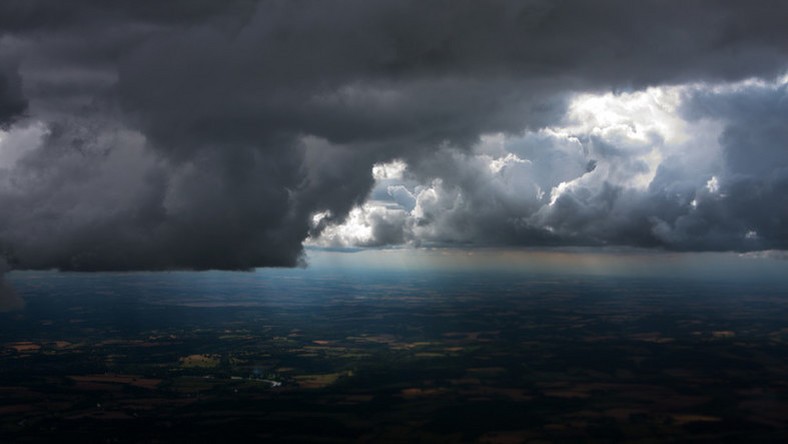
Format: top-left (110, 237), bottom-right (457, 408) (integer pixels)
top-left (1, 1), bottom-right (788, 270)
top-left (313, 76), bottom-right (788, 252)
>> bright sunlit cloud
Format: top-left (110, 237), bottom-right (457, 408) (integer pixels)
top-left (308, 74), bottom-right (788, 256)
top-left (372, 159), bottom-right (407, 181)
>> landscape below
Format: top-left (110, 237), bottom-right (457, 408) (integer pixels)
top-left (2, 263), bottom-right (788, 442)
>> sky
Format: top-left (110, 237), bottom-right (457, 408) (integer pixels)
top-left (1, 1), bottom-right (788, 278)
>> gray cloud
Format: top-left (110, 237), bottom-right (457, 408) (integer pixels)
top-left (1, 1), bottom-right (788, 270)
top-left (314, 78), bottom-right (788, 252)
top-left (0, 258), bottom-right (23, 311)
top-left (0, 57), bottom-right (25, 127)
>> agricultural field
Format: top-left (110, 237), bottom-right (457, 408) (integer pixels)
top-left (1, 270), bottom-right (787, 442)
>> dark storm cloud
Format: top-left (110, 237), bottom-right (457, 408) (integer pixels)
top-left (1, 0), bottom-right (787, 270)
top-left (0, 258), bottom-right (23, 311)
top-left (0, 57), bottom-right (26, 127)
top-left (659, 81), bottom-right (788, 251)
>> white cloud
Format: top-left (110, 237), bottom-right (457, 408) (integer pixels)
top-left (306, 202), bottom-right (409, 248)
top-left (308, 74), bottom-right (788, 253)
top-left (488, 152), bottom-right (529, 174)
top-left (566, 86), bottom-right (686, 144)
top-left (372, 159), bottom-right (407, 180)
top-left (706, 176), bottom-right (720, 194)
top-left (387, 185), bottom-right (416, 212)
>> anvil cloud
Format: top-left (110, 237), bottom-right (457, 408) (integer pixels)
top-left (1, 1), bottom-right (787, 270)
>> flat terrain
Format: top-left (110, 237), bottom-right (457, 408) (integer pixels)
top-left (1, 270), bottom-right (787, 442)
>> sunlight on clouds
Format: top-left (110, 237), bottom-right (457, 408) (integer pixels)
top-left (488, 152), bottom-right (529, 174)
top-left (372, 159), bottom-right (407, 180)
top-left (548, 180), bottom-right (572, 206)
top-left (566, 87), bottom-right (686, 144)
top-left (309, 83), bottom-right (711, 249)
top-left (306, 74), bottom-right (788, 252)
top-left (706, 176), bottom-right (720, 193)
top-left (316, 206), bottom-right (374, 246)
top-left (307, 203), bottom-right (409, 248)
top-left (410, 179), bottom-right (440, 221)
top-left (704, 74), bottom-right (788, 94)
top-left (563, 87), bottom-right (691, 189)
top-left (311, 210), bottom-right (332, 227)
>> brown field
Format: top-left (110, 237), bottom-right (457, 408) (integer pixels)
top-left (69, 374), bottom-right (162, 390)
top-left (294, 371), bottom-right (349, 389)
top-left (5, 342), bottom-right (41, 352)
top-left (180, 354), bottom-right (221, 368)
